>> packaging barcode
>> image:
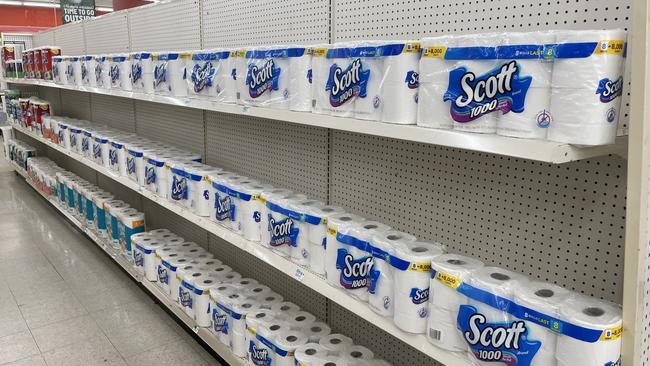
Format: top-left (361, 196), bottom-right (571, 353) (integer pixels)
top-left (429, 328), bottom-right (442, 341)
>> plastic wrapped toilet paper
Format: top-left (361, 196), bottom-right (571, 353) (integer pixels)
top-left (341, 345), bottom-right (374, 363)
top-left (324, 44), bottom-right (355, 118)
top-left (109, 54), bottom-right (132, 91)
top-left (368, 230), bottom-right (416, 317)
top-left (94, 55), bottom-right (111, 88)
top-left (131, 52), bottom-right (153, 94)
top-left (286, 311), bottom-right (316, 331)
top-left (144, 152), bottom-right (172, 198)
top-left (430, 253), bottom-right (484, 311)
top-left (392, 240), bottom-right (444, 333)
top-left (250, 317), bottom-right (289, 366)
top-left (275, 330), bottom-right (309, 366)
top-left (211, 50), bottom-right (236, 103)
top-left (305, 205), bottom-right (344, 275)
top-left (179, 268), bottom-right (202, 314)
top-left (325, 213), bottom-right (365, 288)
top-left (185, 163), bottom-right (221, 217)
top-left (168, 257), bottom-right (192, 300)
top-left (289, 199), bottom-right (324, 266)
top-left (81, 55), bottom-right (97, 87)
top-left (234, 182), bottom-right (270, 242)
top-left (257, 292), bottom-right (284, 310)
top-left (426, 305), bottom-right (467, 352)
top-left (220, 271), bottom-right (243, 284)
top-left (210, 172), bottom-right (242, 226)
top-left (70, 56), bottom-right (83, 86)
top-left (125, 144), bottom-right (145, 185)
top-left (302, 321), bottom-right (331, 343)
top-left (229, 296), bottom-right (264, 357)
top-left (290, 47), bottom-right (313, 112)
top-left (295, 343), bottom-right (330, 366)
top-left (311, 45), bottom-right (331, 115)
top-left (242, 47), bottom-right (272, 106)
top-left (259, 188), bottom-right (292, 248)
top-left (353, 41), bottom-right (385, 121)
top-left (381, 41), bottom-right (420, 124)
top-left (318, 334), bottom-right (353, 355)
top-left (104, 200), bottom-right (129, 246)
top-left (232, 49), bottom-right (248, 104)
top-left (186, 50), bottom-right (218, 99)
top-left (92, 192), bottom-right (113, 236)
top-left (226, 178), bottom-right (259, 233)
top-left (81, 129), bottom-right (93, 159)
top-left (53, 56), bottom-right (68, 84)
top-left (193, 276), bottom-right (216, 327)
top-left (465, 266), bottom-right (524, 323)
top-left (210, 284), bottom-right (239, 343)
top-left (155, 248), bottom-right (178, 293)
top-left (271, 302), bottom-right (301, 317)
top-left (153, 52), bottom-right (189, 97)
top-left (245, 309), bottom-right (275, 364)
top-left (555, 294), bottom-right (622, 366)
top-left (135, 237), bottom-right (164, 281)
top-left (168, 160), bottom-right (191, 206)
top-left (117, 208), bottom-right (145, 258)
top-left (266, 193), bottom-right (307, 257)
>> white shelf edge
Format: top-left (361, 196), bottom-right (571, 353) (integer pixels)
top-left (9, 159), bottom-right (247, 366)
top-left (3, 77), bottom-right (627, 164)
top-left (12, 125), bottom-right (472, 366)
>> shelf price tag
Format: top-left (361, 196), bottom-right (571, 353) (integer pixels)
top-left (293, 267), bottom-right (305, 282)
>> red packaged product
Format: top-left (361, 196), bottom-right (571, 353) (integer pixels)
top-left (40, 47), bottom-right (61, 81)
top-left (19, 98), bottom-right (31, 127)
top-left (25, 50), bottom-right (34, 78)
top-left (33, 48), bottom-right (42, 79)
top-left (1, 45), bottom-right (15, 74)
top-left (33, 101), bottom-right (51, 133)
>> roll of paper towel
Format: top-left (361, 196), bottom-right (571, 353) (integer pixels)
top-left (368, 230), bottom-right (416, 317)
top-left (418, 35), bottom-right (457, 129)
top-left (430, 253), bottom-right (484, 311)
top-left (392, 240), bottom-right (444, 334)
top-left (318, 334), bottom-right (353, 355)
top-left (325, 213), bottom-right (366, 289)
top-left (555, 294), bottom-right (622, 366)
top-left (274, 330), bottom-right (309, 366)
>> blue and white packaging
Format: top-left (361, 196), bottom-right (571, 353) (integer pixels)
top-left (153, 51), bottom-right (189, 97)
top-left (380, 41), bottom-right (421, 124)
top-left (305, 205), bottom-right (344, 275)
top-left (92, 192), bottom-right (113, 237)
top-left (226, 180), bottom-right (267, 238)
top-left (225, 177), bottom-right (259, 233)
top-left (107, 136), bottom-right (127, 175)
top-left (310, 45), bottom-right (331, 115)
top-left (52, 56), bottom-right (69, 85)
top-left (109, 54), bottom-right (132, 91)
top-left (125, 143), bottom-right (146, 185)
top-left (368, 231), bottom-right (416, 317)
top-left (266, 193), bottom-right (308, 257)
top-left (259, 188), bottom-right (292, 247)
top-left (288, 199), bottom-right (324, 266)
top-left (167, 159), bottom-right (191, 206)
top-left (70, 56), bottom-right (83, 86)
top-left (274, 330), bottom-right (309, 366)
top-left (183, 163), bottom-right (221, 217)
top-left (210, 173), bottom-right (244, 227)
top-left (289, 46), bottom-right (313, 112)
top-left (104, 199), bottom-right (129, 247)
top-left (209, 284), bottom-right (240, 343)
top-left (243, 46), bottom-right (277, 107)
top-left (81, 55), bottom-right (97, 87)
top-left (186, 50), bottom-right (219, 99)
top-left (144, 151), bottom-right (172, 198)
top-left (343, 221), bottom-right (391, 302)
top-left (212, 49), bottom-right (236, 103)
top-left (91, 131), bottom-right (110, 168)
top-left (81, 128), bottom-right (93, 159)
top-left (392, 240), bottom-right (444, 334)
top-left (324, 213), bottom-right (366, 289)
top-left (94, 55), bottom-right (111, 89)
top-left (245, 309), bottom-right (276, 365)
top-left (130, 52), bottom-right (154, 94)
top-left (117, 208), bottom-right (145, 259)
top-left (133, 234), bottom-right (164, 280)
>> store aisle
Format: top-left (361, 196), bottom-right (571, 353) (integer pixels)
top-left (0, 166), bottom-right (222, 365)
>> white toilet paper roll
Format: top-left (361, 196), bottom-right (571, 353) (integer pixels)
top-left (271, 301), bottom-right (301, 316)
top-left (318, 334), bottom-right (353, 355)
top-left (368, 231), bottom-right (416, 317)
top-left (257, 292), bottom-right (284, 311)
top-left (466, 267), bottom-right (524, 325)
top-left (381, 79), bottom-right (418, 125)
top-left (325, 44), bottom-right (355, 118)
top-left (193, 276), bottom-right (217, 327)
top-left (212, 50), bottom-right (236, 103)
top-left (354, 41), bottom-right (385, 121)
top-left (185, 163), bottom-right (221, 217)
top-left (392, 241), bottom-right (444, 331)
top-left (227, 177), bottom-right (259, 234)
top-left (430, 254), bottom-right (484, 311)
top-left (245, 309), bottom-right (276, 365)
top-left (257, 320), bottom-right (290, 362)
top-left (393, 293), bottom-right (431, 334)
top-left (547, 87), bottom-right (620, 145)
top-left (243, 48), bottom-right (272, 106)
top-left (287, 311), bottom-right (316, 331)
top-left (383, 40), bottom-right (420, 83)
top-left (313, 357), bottom-right (350, 366)
top-left (426, 305), bottom-right (467, 352)
top-left (341, 345), bottom-right (374, 363)
top-left (219, 271), bottom-right (243, 284)
top-left (289, 199), bottom-right (324, 266)
top-left (551, 29), bottom-right (627, 90)
top-left (180, 270), bottom-right (204, 318)
top-left (514, 281), bottom-right (570, 353)
top-left (210, 284), bottom-right (239, 343)
top-left (311, 45), bottom-right (331, 115)
top-left (232, 49), bottom-right (248, 104)
top-left (170, 260), bottom-right (193, 301)
top-left (81, 55), bottom-right (97, 87)
top-left (268, 48), bottom-right (290, 109)
top-left (325, 213), bottom-right (366, 289)
top-left (295, 343), bottom-right (330, 366)
top-left (306, 205), bottom-right (344, 275)
top-left (497, 87), bottom-right (551, 139)
top-left (156, 250), bottom-right (178, 294)
top-left (229, 296), bottom-right (263, 357)
top-left (289, 47), bottom-right (312, 112)
top-left (236, 182), bottom-right (270, 242)
top-left (153, 52), bottom-right (189, 97)
top-left (186, 50), bottom-right (217, 99)
top-left (417, 82), bottom-right (454, 130)
top-left (555, 294), bottom-right (622, 366)
top-left (274, 330), bottom-right (309, 366)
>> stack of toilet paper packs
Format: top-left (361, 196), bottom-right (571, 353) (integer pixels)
top-left (47, 28), bottom-right (626, 146)
top-left (22, 155), bottom-right (394, 366)
top-left (27, 110), bottom-right (623, 365)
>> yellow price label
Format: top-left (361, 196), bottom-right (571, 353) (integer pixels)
top-left (403, 42), bottom-right (421, 53)
top-left (600, 325), bottom-right (623, 341)
top-left (313, 48), bottom-right (328, 58)
top-left (435, 270), bottom-right (462, 289)
top-left (594, 40), bottom-right (625, 55)
top-left (409, 261), bottom-right (432, 272)
top-left (327, 227), bottom-right (337, 236)
top-left (422, 46), bottom-right (447, 59)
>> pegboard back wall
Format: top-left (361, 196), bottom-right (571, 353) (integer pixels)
top-left (128, 0), bottom-right (202, 51)
top-left (330, 132), bottom-right (627, 303)
top-left (83, 12), bottom-right (130, 54)
top-left (201, 0), bottom-right (330, 47)
top-left (53, 22), bottom-right (86, 55)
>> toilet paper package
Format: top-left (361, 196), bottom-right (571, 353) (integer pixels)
top-left (94, 55), bottom-right (111, 88)
top-left (232, 182), bottom-right (270, 242)
top-left (288, 199), bottom-right (324, 266)
top-left (305, 205), bottom-right (344, 275)
top-left (302, 321), bottom-right (331, 343)
top-left (274, 330), bottom-right (309, 366)
top-left (110, 54), bottom-right (132, 91)
top-left (295, 343), bottom-right (330, 366)
top-left (144, 152), bottom-right (172, 198)
top-left (81, 129), bottom-right (93, 159)
top-left (186, 50), bottom-right (218, 99)
top-left (426, 305), bottom-right (467, 352)
top-left (243, 46), bottom-right (286, 108)
top-left (429, 254), bottom-right (484, 311)
top-left (104, 199), bottom-right (129, 246)
top-left (392, 240), bottom-right (444, 333)
top-left (192, 276), bottom-right (215, 327)
top-left (155, 248), bottom-right (178, 293)
top-left (134, 236), bottom-right (164, 280)
top-left (153, 52), bottom-right (189, 97)
top-left (229, 296), bottom-right (264, 357)
top-left (259, 188), bottom-right (292, 248)
top-left (318, 334), bottom-right (353, 355)
top-left (311, 45), bottom-right (331, 115)
top-left (185, 163), bottom-right (221, 217)
top-left (70, 56), bottom-right (83, 86)
top-left (246, 313), bottom-right (283, 366)
top-left (92, 192), bottom-right (113, 236)
top-left (171, 260), bottom-right (194, 301)
top-left (167, 160), bottom-right (190, 206)
top-left (555, 294), bottom-right (622, 366)
top-left (212, 50), bottom-right (236, 103)
top-left (125, 144), bottom-right (146, 186)
top-left (81, 55), bottom-right (97, 87)
top-left (341, 345), bottom-right (374, 363)
top-left (289, 47), bottom-right (313, 112)
top-left (286, 311), bottom-right (316, 331)
top-left (210, 284), bottom-right (240, 344)
top-left (352, 41), bottom-right (389, 121)
top-left (368, 231), bottom-right (416, 317)
top-left (232, 49), bottom-right (248, 104)
top-left (266, 193), bottom-right (307, 257)
top-left (107, 137), bottom-right (126, 175)
top-left (117, 209), bottom-right (145, 258)
top-left (210, 173), bottom-right (243, 226)
top-left (130, 52), bottom-right (154, 94)
top-left (53, 56), bottom-right (70, 85)
top-left (224, 177), bottom-right (259, 233)
top-left (325, 213), bottom-right (365, 288)
top-left (341, 221), bottom-right (391, 302)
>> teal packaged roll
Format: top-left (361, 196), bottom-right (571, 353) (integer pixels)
top-left (117, 208), bottom-right (145, 258)
top-left (92, 193), bottom-right (113, 236)
top-left (104, 200), bottom-right (129, 247)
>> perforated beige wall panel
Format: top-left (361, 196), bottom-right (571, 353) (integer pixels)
top-left (53, 22), bottom-right (86, 55)
top-left (201, 0), bottom-right (330, 47)
top-left (205, 111), bottom-right (329, 201)
top-left (83, 12), bottom-right (131, 54)
top-left (134, 101), bottom-right (204, 155)
top-left (128, 0), bottom-right (202, 51)
top-left (143, 199), bottom-right (209, 247)
top-left (32, 30), bottom-right (55, 48)
top-left (90, 94), bottom-right (136, 133)
top-left (60, 90), bottom-right (92, 120)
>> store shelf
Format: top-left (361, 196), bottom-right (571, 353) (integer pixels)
top-left (9, 159), bottom-right (248, 366)
top-left (12, 124), bottom-right (472, 366)
top-left (2, 77), bottom-right (628, 164)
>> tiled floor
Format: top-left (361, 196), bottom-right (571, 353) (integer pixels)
top-left (0, 156), bottom-right (222, 366)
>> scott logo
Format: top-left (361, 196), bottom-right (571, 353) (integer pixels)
top-left (409, 287), bottom-right (429, 304)
top-left (464, 314), bottom-right (526, 351)
top-left (81, 138), bottom-right (89, 153)
top-left (126, 157), bottom-right (136, 175)
top-left (145, 166), bottom-right (155, 185)
top-left (70, 134), bottom-right (77, 148)
top-left (326, 58), bottom-right (369, 107)
top-left (109, 149), bottom-right (118, 166)
top-left (215, 194), bottom-right (231, 221)
top-left (249, 344), bottom-right (270, 366)
top-left (596, 77), bottom-right (623, 103)
top-left (406, 70), bottom-right (419, 89)
top-left (170, 175), bottom-right (187, 201)
top-left (336, 250), bottom-right (373, 290)
top-left (268, 216), bottom-right (294, 247)
top-left (179, 287), bottom-right (192, 308)
top-left (444, 60), bottom-right (532, 123)
top-left (154, 62), bottom-right (167, 87)
top-left (212, 310), bottom-right (228, 333)
top-left (134, 251), bottom-right (143, 267)
top-left (190, 62), bottom-right (215, 93)
top-left (606, 357), bottom-right (622, 366)
top-left (253, 211), bottom-right (261, 223)
top-left (95, 64), bottom-right (103, 85)
top-left (247, 59), bottom-right (280, 98)
top-left (66, 64), bottom-right (73, 80)
top-left (109, 64), bottom-right (119, 84)
top-left (81, 64), bottom-right (88, 82)
top-left (157, 266), bottom-right (168, 284)
top-left (131, 63), bottom-right (142, 83)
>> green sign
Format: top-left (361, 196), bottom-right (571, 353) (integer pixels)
top-left (61, 0), bottom-right (96, 24)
